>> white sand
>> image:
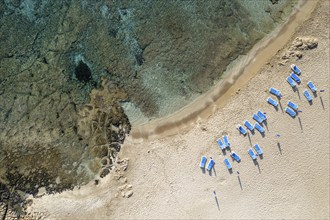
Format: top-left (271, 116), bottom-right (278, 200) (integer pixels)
top-left (27, 0), bottom-right (329, 219)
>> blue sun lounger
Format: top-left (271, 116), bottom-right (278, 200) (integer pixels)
top-left (224, 158), bottom-right (232, 170)
top-left (267, 97), bottom-right (278, 107)
top-left (244, 120), bottom-right (254, 131)
top-left (307, 81), bottom-right (317, 93)
top-left (230, 151), bottom-right (241, 162)
top-left (217, 138), bottom-right (226, 150)
top-left (254, 144), bottom-right (263, 155)
top-left (253, 114), bottom-right (263, 124)
top-left (237, 125), bottom-right (247, 136)
top-left (286, 107), bottom-right (296, 118)
top-left (304, 90), bottom-right (313, 102)
top-left (287, 76), bottom-right (297, 88)
top-left (291, 64), bottom-right (301, 75)
top-left (200, 156), bottom-right (207, 169)
top-left (290, 72), bottom-right (301, 83)
top-left (206, 159), bottom-right (215, 171)
top-left (248, 148), bottom-right (257, 160)
top-left (223, 135), bottom-right (230, 148)
top-left (269, 87), bottom-right (282, 98)
top-left (257, 110), bottom-right (267, 121)
top-left (288, 101), bottom-right (298, 111)
top-left (254, 123), bottom-right (265, 133)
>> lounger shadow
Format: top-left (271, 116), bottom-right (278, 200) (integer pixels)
top-left (263, 121), bottom-right (269, 131)
top-left (253, 160), bottom-right (261, 173)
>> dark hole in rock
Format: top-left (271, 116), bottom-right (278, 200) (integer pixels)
top-left (75, 61), bottom-right (92, 82)
top-left (135, 52), bottom-right (144, 66)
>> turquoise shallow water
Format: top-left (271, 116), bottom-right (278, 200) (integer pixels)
top-left (0, 0), bottom-right (296, 213)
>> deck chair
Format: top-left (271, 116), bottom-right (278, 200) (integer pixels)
top-left (307, 81), bottom-right (317, 93)
top-left (257, 110), bottom-right (267, 121)
top-left (303, 90), bottom-right (313, 102)
top-left (269, 87), bottom-right (282, 98)
top-left (224, 158), bottom-right (232, 170)
top-left (230, 151), bottom-right (241, 162)
top-left (223, 135), bottom-right (230, 148)
top-left (254, 144), bottom-right (263, 155)
top-left (267, 97), bottom-right (278, 107)
top-left (285, 107), bottom-right (296, 118)
top-left (253, 114), bottom-right (263, 124)
top-left (248, 148), bottom-right (257, 160)
top-left (244, 120), bottom-right (254, 131)
top-left (237, 125), bottom-right (247, 136)
top-left (291, 64), bottom-right (301, 75)
top-left (217, 138), bottom-right (226, 150)
top-left (288, 101), bottom-right (298, 111)
top-left (254, 123), bottom-right (265, 133)
top-left (206, 159), bottom-right (215, 171)
top-left (200, 156), bottom-right (207, 169)
top-left (287, 76), bottom-right (297, 88)
top-left (290, 72), bottom-right (301, 83)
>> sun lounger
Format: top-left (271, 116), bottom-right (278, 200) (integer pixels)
top-left (290, 72), bottom-right (301, 83)
top-left (248, 148), bottom-right (257, 160)
top-left (230, 151), bottom-right (241, 162)
top-left (304, 90), bottom-right (313, 102)
top-left (223, 135), bottom-right (230, 148)
top-left (254, 123), bottom-right (265, 133)
top-left (287, 76), bottom-right (297, 88)
top-left (217, 138), bottom-right (226, 150)
top-left (285, 107), bottom-right (296, 118)
top-left (237, 125), bottom-right (247, 136)
top-left (224, 158), bottom-right (232, 170)
top-left (254, 144), bottom-right (263, 155)
top-left (253, 114), bottom-right (263, 124)
top-left (244, 120), bottom-right (254, 131)
top-left (257, 110), bottom-right (267, 121)
top-left (267, 97), bottom-right (278, 107)
top-left (287, 101), bottom-right (298, 111)
top-left (291, 64), bottom-right (301, 75)
top-left (206, 159), bottom-right (215, 171)
top-left (307, 81), bottom-right (317, 93)
top-left (269, 87), bottom-right (282, 98)
top-left (200, 156), bottom-right (207, 169)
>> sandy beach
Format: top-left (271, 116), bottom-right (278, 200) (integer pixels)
top-left (25, 0), bottom-right (329, 219)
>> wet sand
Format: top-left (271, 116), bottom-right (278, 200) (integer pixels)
top-left (26, 0), bottom-right (329, 219)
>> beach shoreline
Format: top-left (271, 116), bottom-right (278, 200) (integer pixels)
top-left (24, 0), bottom-right (329, 219)
top-left (130, 0), bottom-right (319, 141)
